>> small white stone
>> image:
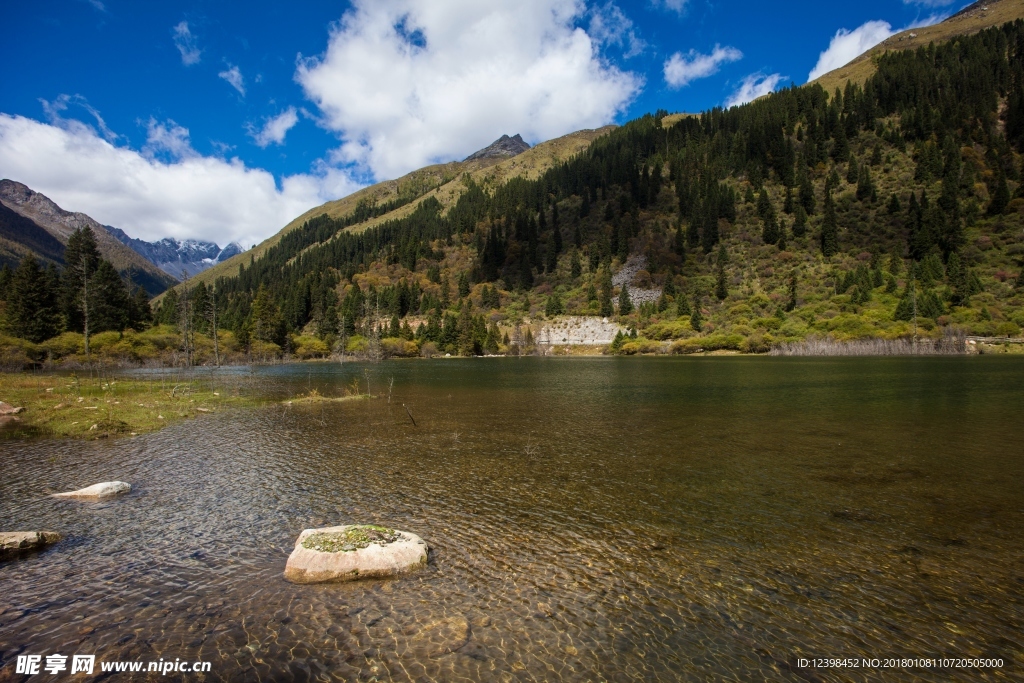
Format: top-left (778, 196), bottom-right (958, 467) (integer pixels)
top-left (52, 481), bottom-right (131, 499)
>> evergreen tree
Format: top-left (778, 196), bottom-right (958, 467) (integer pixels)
top-left (618, 284), bottom-right (633, 315)
top-left (6, 255), bottom-right (61, 342)
top-left (847, 156), bottom-right (859, 184)
top-left (761, 209), bottom-right (780, 245)
top-left (856, 164), bottom-right (874, 201)
top-left (820, 191), bottom-right (839, 258)
top-left (783, 186), bottom-right (794, 214)
top-left (715, 245), bottom-right (729, 300)
top-left (570, 250), bottom-right (582, 279)
top-left (798, 167), bottom-right (816, 214)
top-left (785, 269), bottom-right (798, 311)
top-left (689, 295), bottom-right (703, 331)
top-left (250, 284), bottom-right (283, 344)
top-left (598, 270), bottom-right (614, 317)
top-left (756, 187), bottom-right (772, 220)
top-left (458, 271), bottom-right (470, 298)
top-left (887, 192), bottom-right (901, 214)
top-left (89, 260), bottom-right (130, 333)
top-left (60, 226), bottom-right (102, 337)
top-left (676, 293), bottom-right (691, 317)
top-left (545, 291), bottom-right (564, 316)
top-left (792, 205), bottom-right (807, 237)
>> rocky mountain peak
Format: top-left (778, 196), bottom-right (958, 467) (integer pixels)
top-left (464, 134), bottom-right (531, 161)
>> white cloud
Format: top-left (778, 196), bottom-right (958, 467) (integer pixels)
top-left (651, 0), bottom-right (687, 15)
top-left (295, 0), bottom-right (642, 180)
top-left (142, 118), bottom-right (195, 161)
top-left (903, 0), bottom-right (954, 6)
top-left (807, 15), bottom-right (947, 82)
top-left (0, 114), bottom-right (362, 248)
top-left (663, 45), bottom-right (742, 89)
top-left (725, 72), bottom-right (784, 108)
top-left (39, 94), bottom-right (119, 143)
top-left (172, 21), bottom-right (201, 66)
top-left (250, 107), bottom-right (300, 148)
top-left (218, 65), bottom-right (245, 95)
top-left (85, 0), bottom-right (106, 12)
top-left (589, 3), bottom-right (646, 58)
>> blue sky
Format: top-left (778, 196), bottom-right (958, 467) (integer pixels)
top-left (0, 0), bottom-right (960, 248)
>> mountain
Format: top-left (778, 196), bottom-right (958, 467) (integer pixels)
top-left (0, 180), bottom-right (177, 296)
top-left (0, 202), bottom-right (66, 268)
top-left (150, 16), bottom-right (1024, 357)
top-left (163, 125), bottom-right (613, 296)
top-left (811, 0), bottom-right (1024, 95)
top-left (106, 227), bottom-right (243, 280)
top-left (464, 134), bottom-right (530, 161)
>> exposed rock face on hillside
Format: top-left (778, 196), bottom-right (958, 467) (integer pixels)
top-left (464, 134), bottom-right (530, 161)
top-left (0, 180), bottom-right (176, 295)
top-left (107, 227), bottom-right (243, 280)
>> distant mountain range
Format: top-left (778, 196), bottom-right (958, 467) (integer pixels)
top-left (106, 227), bottom-right (243, 280)
top-left (0, 180), bottom-right (177, 296)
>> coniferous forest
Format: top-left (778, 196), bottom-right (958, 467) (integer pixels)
top-left (7, 20), bottom-right (1024, 364)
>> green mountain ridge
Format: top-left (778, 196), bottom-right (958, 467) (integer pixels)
top-left (155, 18), bottom-right (1024, 360)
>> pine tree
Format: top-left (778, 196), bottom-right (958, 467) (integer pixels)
top-left (757, 187), bottom-right (772, 220)
top-left (792, 205), bottom-right (807, 237)
top-left (856, 164), bottom-right (874, 201)
top-left (798, 167), bottom-right (816, 214)
top-left (887, 192), bottom-right (901, 214)
top-left (676, 293), bottom-right (691, 317)
top-left (570, 250), bottom-right (582, 279)
top-left (715, 245), bottom-right (728, 300)
top-left (820, 191), bottom-right (839, 258)
top-left (6, 255), bottom-right (61, 342)
top-left (785, 269), bottom-right (798, 311)
top-left (545, 291), bottom-right (564, 316)
top-left (783, 186), bottom-right (794, 214)
top-left (598, 270), bottom-right (613, 317)
top-left (689, 295), bottom-right (703, 332)
top-left (89, 260), bottom-right (130, 333)
top-left (61, 226), bottom-right (102, 351)
top-left (618, 284), bottom-right (633, 315)
top-left (847, 156), bottom-right (859, 184)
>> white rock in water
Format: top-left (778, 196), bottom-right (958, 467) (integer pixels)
top-left (0, 531), bottom-right (62, 559)
top-left (52, 481), bottom-right (131, 499)
top-left (284, 524), bottom-right (428, 584)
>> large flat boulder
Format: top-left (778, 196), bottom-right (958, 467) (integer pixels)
top-left (0, 531), bottom-right (61, 559)
top-left (52, 481), bottom-right (131, 499)
top-left (284, 524), bottom-right (427, 584)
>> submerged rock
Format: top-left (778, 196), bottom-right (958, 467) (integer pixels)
top-left (0, 531), bottom-right (62, 559)
top-left (52, 481), bottom-right (131, 499)
top-left (284, 524), bottom-right (427, 584)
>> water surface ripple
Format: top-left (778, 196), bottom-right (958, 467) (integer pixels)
top-left (1, 357), bottom-right (1022, 682)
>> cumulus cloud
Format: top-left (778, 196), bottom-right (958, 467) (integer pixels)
top-left (725, 73), bottom-right (784, 108)
top-left (0, 114), bottom-right (361, 248)
top-left (250, 107), bottom-right (300, 148)
top-left (172, 22), bottom-right (201, 66)
top-left (663, 45), bottom-right (742, 89)
top-left (807, 15), bottom-right (947, 81)
top-left (295, 0), bottom-right (642, 180)
top-left (218, 65), bottom-right (245, 95)
top-left (589, 3), bottom-right (646, 58)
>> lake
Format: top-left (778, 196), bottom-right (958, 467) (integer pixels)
top-left (1, 357), bottom-right (1022, 681)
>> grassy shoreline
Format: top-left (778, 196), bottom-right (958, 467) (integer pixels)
top-left (0, 372), bottom-right (261, 440)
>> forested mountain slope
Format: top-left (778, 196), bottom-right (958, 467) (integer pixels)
top-left (163, 19), bottom-right (1024, 357)
top-left (811, 0), bottom-right (1024, 95)
top-left (168, 127), bottom-right (613, 293)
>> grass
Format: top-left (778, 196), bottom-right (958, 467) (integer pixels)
top-left (0, 371), bottom-right (260, 439)
top-left (811, 0), bottom-right (1024, 95)
top-left (301, 525), bottom-right (399, 553)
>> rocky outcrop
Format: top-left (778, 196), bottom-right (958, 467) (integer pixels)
top-left (52, 481), bottom-right (131, 499)
top-left (464, 134), bottom-right (530, 161)
top-left (284, 524), bottom-right (428, 584)
top-left (0, 531), bottom-right (62, 559)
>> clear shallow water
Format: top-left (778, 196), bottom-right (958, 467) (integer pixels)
top-left (1, 357), bottom-right (1022, 682)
